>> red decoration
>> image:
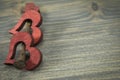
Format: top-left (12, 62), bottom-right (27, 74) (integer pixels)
top-left (9, 3), bottom-right (42, 44)
top-left (4, 32), bottom-right (42, 70)
top-left (4, 3), bottom-right (42, 70)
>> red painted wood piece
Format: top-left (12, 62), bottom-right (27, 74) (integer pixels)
top-left (9, 10), bottom-right (42, 45)
top-left (4, 3), bottom-right (43, 70)
top-left (4, 32), bottom-right (42, 70)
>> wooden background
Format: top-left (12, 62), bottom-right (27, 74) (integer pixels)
top-left (0, 0), bottom-right (120, 80)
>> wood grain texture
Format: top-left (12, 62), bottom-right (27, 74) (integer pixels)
top-left (0, 0), bottom-right (120, 80)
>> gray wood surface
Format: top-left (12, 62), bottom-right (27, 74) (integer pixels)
top-left (0, 0), bottom-right (120, 80)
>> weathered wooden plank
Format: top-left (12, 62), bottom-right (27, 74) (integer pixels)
top-left (0, 0), bottom-right (120, 80)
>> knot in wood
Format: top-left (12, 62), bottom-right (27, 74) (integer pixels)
top-left (92, 2), bottom-right (99, 11)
